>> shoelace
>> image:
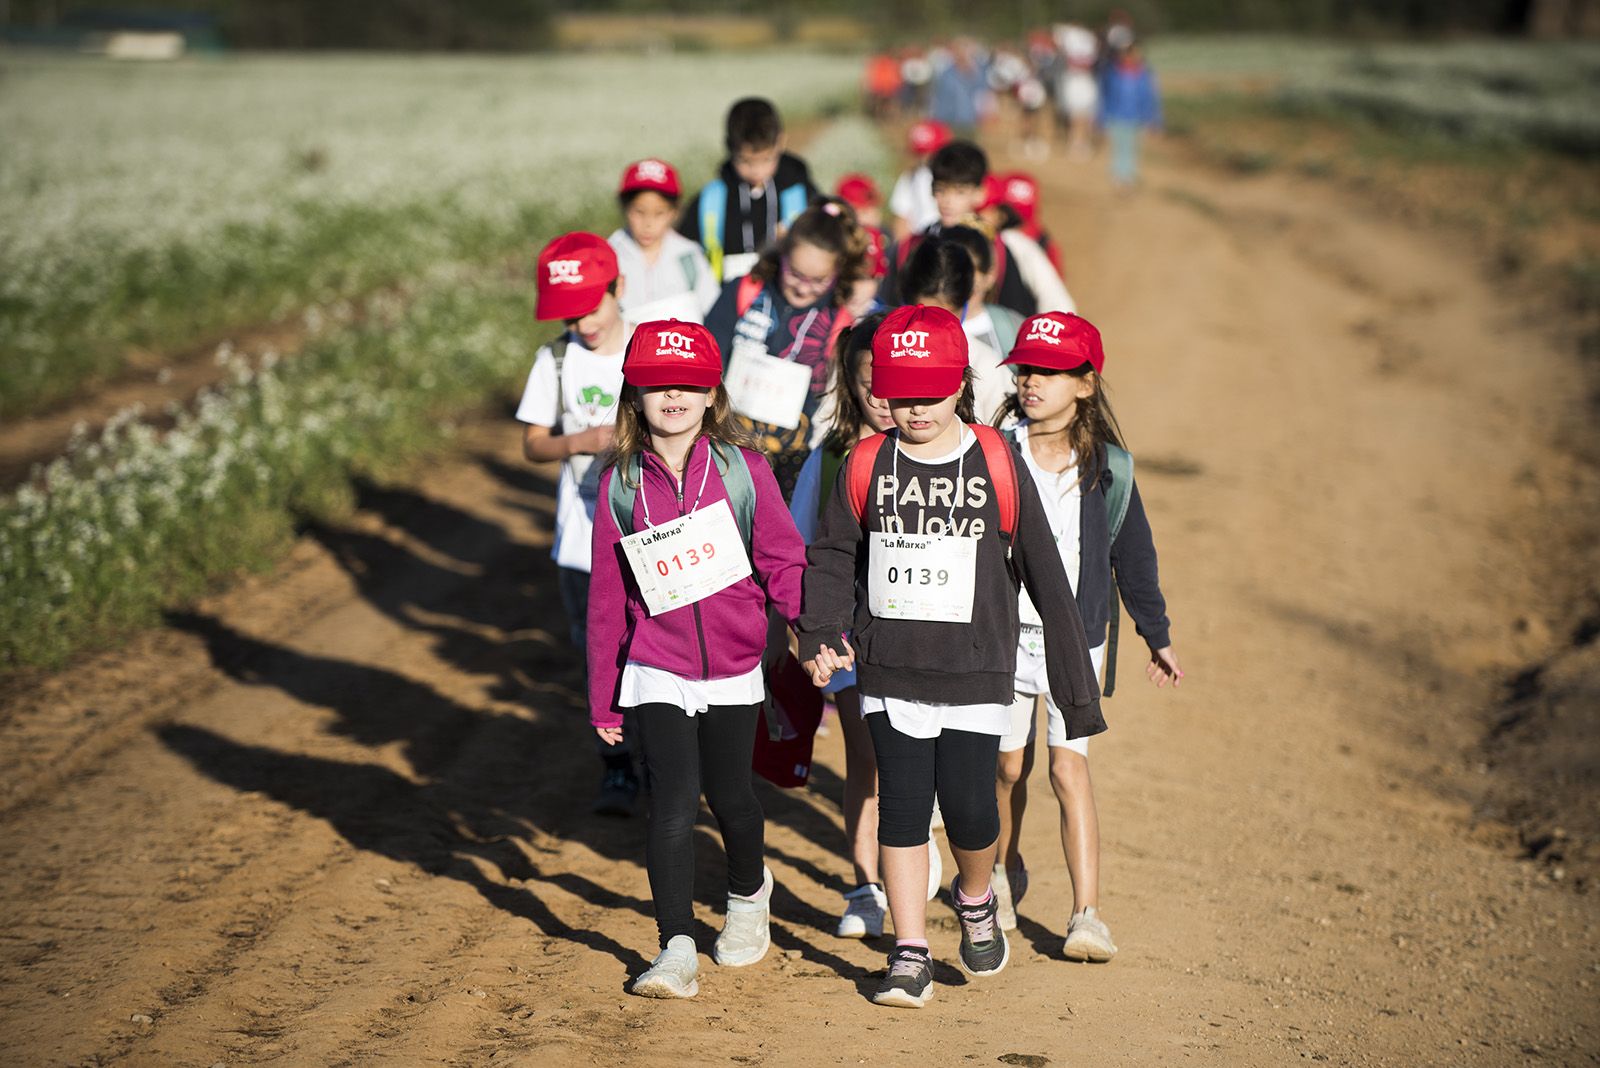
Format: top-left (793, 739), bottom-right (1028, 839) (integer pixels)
top-left (888, 951), bottom-right (929, 979)
top-left (955, 896), bottom-right (997, 943)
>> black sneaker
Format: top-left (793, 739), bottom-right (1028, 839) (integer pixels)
top-left (592, 767), bottom-right (639, 817)
top-left (871, 945), bottom-right (934, 1008)
top-left (949, 876), bottom-right (1010, 976)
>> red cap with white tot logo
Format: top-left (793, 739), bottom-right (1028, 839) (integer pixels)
top-left (1002, 311), bottom-right (1105, 374)
top-left (869, 304), bottom-right (968, 400)
top-left (623, 320), bottom-right (724, 389)
top-left (619, 158), bottom-right (681, 198)
top-left (535, 232), bottom-right (619, 322)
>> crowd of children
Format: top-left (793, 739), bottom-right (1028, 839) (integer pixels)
top-left (515, 82), bottom-right (1183, 1010)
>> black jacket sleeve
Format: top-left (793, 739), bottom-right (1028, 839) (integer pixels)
top-left (1110, 479), bottom-right (1172, 651)
top-left (703, 278), bottom-right (742, 359)
top-left (677, 188), bottom-right (703, 243)
top-left (1012, 458), bottom-right (1106, 735)
top-left (796, 456), bottom-right (862, 663)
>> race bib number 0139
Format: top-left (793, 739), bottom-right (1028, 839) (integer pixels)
top-left (620, 499), bottom-right (752, 616)
top-left (867, 532), bottom-right (978, 623)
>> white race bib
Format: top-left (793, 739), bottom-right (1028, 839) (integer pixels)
top-left (867, 532), bottom-right (978, 623)
top-left (725, 345), bottom-right (812, 430)
top-left (721, 252), bottom-right (761, 281)
top-left (1018, 589), bottom-right (1045, 656)
top-left (621, 499), bottom-right (752, 616)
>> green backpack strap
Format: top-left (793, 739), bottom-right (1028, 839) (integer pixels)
top-left (678, 252), bottom-right (699, 293)
top-left (1101, 443), bottom-right (1134, 698)
top-left (608, 440), bottom-right (755, 555)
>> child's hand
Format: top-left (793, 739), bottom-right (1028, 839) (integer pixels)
top-left (803, 637), bottom-right (856, 688)
top-left (595, 726), bottom-right (624, 745)
top-left (572, 424), bottom-right (615, 456)
top-left (1147, 646), bottom-right (1183, 689)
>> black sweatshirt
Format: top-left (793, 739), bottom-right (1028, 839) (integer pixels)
top-left (1065, 441), bottom-right (1172, 650)
top-left (797, 430), bottom-right (1106, 740)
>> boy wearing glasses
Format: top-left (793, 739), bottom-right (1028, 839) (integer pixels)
top-left (704, 200), bottom-right (869, 499)
top-left (678, 97), bottom-right (820, 285)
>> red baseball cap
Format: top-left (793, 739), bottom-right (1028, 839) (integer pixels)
top-left (870, 305), bottom-right (968, 399)
top-left (619, 158), bottom-right (681, 198)
top-left (835, 172), bottom-right (880, 209)
top-left (908, 119), bottom-right (952, 157)
top-left (536, 232), bottom-right (618, 322)
top-left (623, 319), bottom-right (723, 388)
top-left (979, 174), bottom-right (1006, 212)
top-left (1000, 171), bottom-right (1040, 222)
top-left (1002, 312), bottom-right (1105, 374)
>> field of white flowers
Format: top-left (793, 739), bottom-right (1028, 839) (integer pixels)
top-left (0, 49), bottom-right (883, 668)
top-left (0, 50), bottom-right (862, 418)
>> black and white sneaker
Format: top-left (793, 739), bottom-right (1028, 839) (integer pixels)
top-left (950, 876), bottom-right (1010, 977)
top-left (872, 945), bottom-right (934, 1009)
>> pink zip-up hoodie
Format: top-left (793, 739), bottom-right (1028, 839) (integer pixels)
top-left (587, 438), bottom-right (807, 729)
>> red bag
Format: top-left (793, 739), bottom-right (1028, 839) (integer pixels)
top-left (752, 652), bottom-right (825, 788)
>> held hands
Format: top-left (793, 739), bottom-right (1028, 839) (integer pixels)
top-left (1147, 646), bottom-right (1184, 689)
top-left (595, 726), bottom-right (624, 746)
top-left (803, 635), bottom-right (856, 688)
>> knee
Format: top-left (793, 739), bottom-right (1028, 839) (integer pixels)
top-left (996, 749), bottom-right (1027, 787)
top-left (942, 796), bottom-right (1000, 853)
top-left (1049, 750), bottom-right (1090, 795)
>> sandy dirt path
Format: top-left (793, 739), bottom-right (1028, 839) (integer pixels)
top-left (1, 141), bottom-right (1596, 1067)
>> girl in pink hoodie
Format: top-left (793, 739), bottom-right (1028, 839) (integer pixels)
top-left (588, 319), bottom-right (807, 999)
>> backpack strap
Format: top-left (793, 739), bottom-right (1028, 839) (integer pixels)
top-left (1101, 443), bottom-right (1134, 698)
top-left (970, 423), bottom-right (1020, 546)
top-left (845, 433), bottom-right (891, 525)
top-left (700, 177), bottom-right (727, 281)
top-left (709, 439), bottom-right (756, 557)
top-left (550, 334), bottom-right (570, 419)
top-left (678, 252), bottom-right (699, 293)
top-left (778, 181), bottom-right (809, 226)
top-left (735, 275), bottom-right (765, 319)
top-left (822, 305), bottom-right (855, 362)
top-left (817, 443), bottom-right (848, 524)
top-left (606, 453), bottom-right (642, 537)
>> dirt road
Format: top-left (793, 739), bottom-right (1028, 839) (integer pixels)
top-left (2, 140), bottom-right (1596, 1067)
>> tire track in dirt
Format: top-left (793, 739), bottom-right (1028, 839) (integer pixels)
top-left (2, 142), bottom-right (1598, 1066)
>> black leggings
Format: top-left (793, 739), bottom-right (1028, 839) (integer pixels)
top-left (632, 702), bottom-right (766, 947)
top-left (867, 714), bottom-right (1001, 852)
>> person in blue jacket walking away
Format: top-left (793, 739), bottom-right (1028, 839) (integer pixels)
top-left (1097, 41), bottom-right (1162, 191)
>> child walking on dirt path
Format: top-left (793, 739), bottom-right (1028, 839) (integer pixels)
top-left (517, 232), bottom-right (638, 817)
top-left (705, 200), bottom-right (868, 500)
top-left (678, 97), bottom-right (820, 285)
top-left (789, 315), bottom-right (944, 939)
top-left (991, 311), bottom-right (1182, 961)
top-left (798, 306), bottom-right (1103, 1009)
top-left (1097, 41), bottom-right (1162, 191)
top-left (609, 159), bottom-right (719, 327)
top-left (587, 320), bottom-right (808, 999)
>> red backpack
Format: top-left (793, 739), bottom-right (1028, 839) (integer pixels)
top-left (843, 424), bottom-right (1020, 547)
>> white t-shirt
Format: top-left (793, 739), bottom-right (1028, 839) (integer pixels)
top-left (861, 427), bottom-right (1012, 739)
top-left (966, 333), bottom-right (1011, 427)
top-left (514, 336), bottom-right (628, 572)
top-left (1012, 422), bottom-right (1083, 694)
top-left (889, 165), bottom-right (940, 235)
top-left (609, 228), bottom-right (720, 325)
top-left (618, 661), bottom-right (765, 715)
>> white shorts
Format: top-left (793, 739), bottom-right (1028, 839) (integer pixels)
top-left (1000, 644), bottom-right (1106, 755)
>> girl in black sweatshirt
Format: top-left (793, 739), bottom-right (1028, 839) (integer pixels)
top-left (799, 305), bottom-right (1101, 1009)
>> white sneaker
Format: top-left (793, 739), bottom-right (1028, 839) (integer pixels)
top-left (837, 883), bottom-right (888, 939)
top-left (714, 866), bottom-right (773, 967)
top-left (632, 935), bottom-right (699, 998)
top-left (991, 860), bottom-right (1029, 930)
top-left (925, 838), bottom-right (943, 902)
top-left (1062, 906), bottom-right (1117, 962)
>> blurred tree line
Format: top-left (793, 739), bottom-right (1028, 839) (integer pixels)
top-left (2, 0), bottom-right (1586, 47)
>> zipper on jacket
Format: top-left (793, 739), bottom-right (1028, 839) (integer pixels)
top-left (667, 446), bottom-right (712, 679)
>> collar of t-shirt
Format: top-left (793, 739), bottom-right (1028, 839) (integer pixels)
top-left (894, 424), bottom-right (974, 467)
top-left (568, 330), bottom-right (626, 362)
top-left (1014, 421), bottom-right (1079, 488)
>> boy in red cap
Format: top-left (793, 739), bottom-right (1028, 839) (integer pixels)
top-left (678, 98), bottom-right (820, 284)
top-left (517, 231), bottom-right (637, 815)
top-left (888, 118), bottom-right (951, 241)
top-left (587, 320), bottom-right (808, 999)
top-left (798, 306), bottom-right (1102, 1009)
top-left (609, 159), bottom-right (719, 327)
top-left (989, 311), bottom-right (1182, 960)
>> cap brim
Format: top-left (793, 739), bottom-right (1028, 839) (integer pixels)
top-left (536, 285), bottom-right (608, 322)
top-left (868, 363), bottom-right (965, 400)
top-left (623, 365), bottom-right (723, 389)
top-left (1001, 348), bottom-right (1099, 373)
